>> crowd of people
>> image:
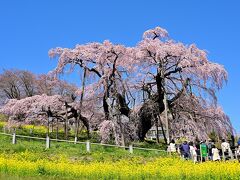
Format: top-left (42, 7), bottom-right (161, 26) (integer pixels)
top-left (167, 138), bottom-right (240, 163)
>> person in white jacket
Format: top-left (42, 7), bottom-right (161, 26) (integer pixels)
top-left (212, 145), bottom-right (220, 161)
top-left (221, 139), bottom-right (231, 160)
top-left (189, 141), bottom-right (197, 163)
top-left (236, 145), bottom-right (240, 162)
top-left (168, 139), bottom-right (176, 154)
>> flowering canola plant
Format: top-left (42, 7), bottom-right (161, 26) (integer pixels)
top-left (0, 151), bottom-right (240, 179)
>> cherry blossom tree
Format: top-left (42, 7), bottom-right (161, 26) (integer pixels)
top-left (133, 27), bottom-right (228, 143)
top-left (170, 92), bottom-right (233, 141)
top-left (0, 94), bottom-right (91, 138)
top-left (0, 94), bottom-right (63, 126)
top-left (49, 41), bottom-right (135, 116)
top-left (49, 40), bottom-right (136, 145)
top-left (48, 26), bottom-right (233, 145)
top-left (0, 26), bottom-right (230, 145)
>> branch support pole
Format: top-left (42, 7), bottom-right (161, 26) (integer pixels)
top-left (163, 92), bottom-right (170, 144)
top-left (65, 109), bottom-right (68, 140)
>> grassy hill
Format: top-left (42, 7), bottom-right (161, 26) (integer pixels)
top-left (1, 134), bottom-right (240, 179)
top-left (1, 121), bottom-right (240, 179)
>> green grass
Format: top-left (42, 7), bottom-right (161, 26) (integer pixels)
top-left (0, 120), bottom-right (167, 150)
top-left (0, 118), bottom-right (171, 179)
top-left (1, 124), bottom-right (240, 179)
top-left (0, 134), bottom-right (169, 180)
top-left (0, 135), bottom-right (167, 162)
top-left (0, 118), bottom-right (168, 163)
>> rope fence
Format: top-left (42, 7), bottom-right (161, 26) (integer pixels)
top-left (0, 132), bottom-right (238, 162)
top-left (0, 132), bottom-right (167, 154)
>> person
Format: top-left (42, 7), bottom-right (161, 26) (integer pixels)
top-left (207, 139), bottom-right (214, 160)
top-left (230, 135), bottom-right (235, 158)
top-left (237, 137), bottom-right (240, 146)
top-left (180, 141), bottom-right (190, 159)
top-left (200, 140), bottom-right (208, 162)
top-left (236, 145), bottom-right (240, 162)
top-left (195, 140), bottom-right (201, 162)
top-left (169, 139), bottom-right (176, 153)
top-left (176, 143), bottom-right (182, 157)
top-left (189, 141), bottom-right (197, 163)
top-left (221, 139), bottom-right (230, 160)
top-left (212, 145), bottom-right (220, 161)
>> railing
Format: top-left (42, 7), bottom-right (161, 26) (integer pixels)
top-left (0, 132), bottom-right (238, 162)
top-left (0, 132), bottom-right (166, 154)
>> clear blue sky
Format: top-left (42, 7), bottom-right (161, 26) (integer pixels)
top-left (0, 0), bottom-right (239, 132)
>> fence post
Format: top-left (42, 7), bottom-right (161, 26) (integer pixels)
top-left (129, 144), bottom-right (133, 154)
top-left (12, 133), bottom-right (16, 144)
top-left (74, 136), bottom-right (77, 144)
top-left (46, 135), bottom-right (50, 149)
top-left (86, 141), bottom-right (91, 153)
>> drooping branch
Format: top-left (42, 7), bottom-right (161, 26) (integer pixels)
top-left (168, 78), bottom-right (190, 107)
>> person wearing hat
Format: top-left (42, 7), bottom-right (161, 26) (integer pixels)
top-left (207, 139), bottom-right (214, 160)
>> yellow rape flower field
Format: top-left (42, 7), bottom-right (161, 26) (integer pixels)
top-left (0, 125), bottom-right (240, 179)
top-left (0, 151), bottom-right (240, 179)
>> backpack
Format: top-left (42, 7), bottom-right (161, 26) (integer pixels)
top-left (201, 144), bottom-right (208, 157)
top-left (208, 142), bottom-right (213, 150)
top-left (179, 144), bottom-right (183, 151)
